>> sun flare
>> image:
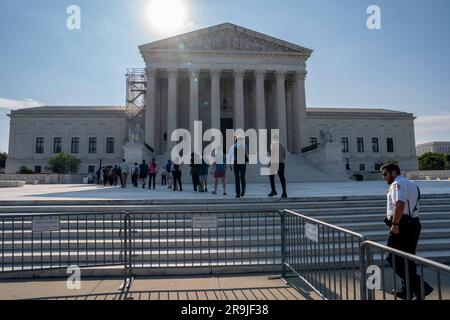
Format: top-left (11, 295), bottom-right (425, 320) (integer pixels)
top-left (145, 0), bottom-right (190, 36)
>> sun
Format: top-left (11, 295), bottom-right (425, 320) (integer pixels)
top-left (145, 0), bottom-right (190, 36)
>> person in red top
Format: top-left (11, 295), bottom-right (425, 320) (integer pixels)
top-left (148, 158), bottom-right (158, 190)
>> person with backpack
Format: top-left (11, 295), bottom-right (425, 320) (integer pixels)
top-left (131, 163), bottom-right (139, 187)
top-left (165, 160), bottom-right (173, 189)
top-left (381, 163), bottom-right (433, 300)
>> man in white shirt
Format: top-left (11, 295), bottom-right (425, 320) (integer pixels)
top-left (228, 135), bottom-right (248, 198)
top-left (381, 163), bottom-right (433, 300)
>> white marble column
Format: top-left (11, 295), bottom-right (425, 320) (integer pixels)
top-left (295, 70), bottom-right (308, 152)
top-left (210, 69), bottom-right (221, 131)
top-left (255, 70), bottom-right (266, 130)
top-left (145, 68), bottom-right (156, 149)
top-left (189, 69), bottom-right (199, 135)
top-left (167, 68), bottom-right (178, 153)
top-left (276, 71), bottom-right (288, 148)
top-left (234, 69), bottom-right (245, 130)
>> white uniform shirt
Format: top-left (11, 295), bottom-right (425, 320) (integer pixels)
top-left (386, 175), bottom-right (420, 218)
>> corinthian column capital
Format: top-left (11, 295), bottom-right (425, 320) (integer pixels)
top-left (294, 70), bottom-right (307, 81)
top-left (275, 70), bottom-right (286, 81)
top-left (210, 69), bottom-right (221, 79)
top-left (167, 68), bottom-right (178, 78)
top-left (255, 70), bottom-right (266, 80)
top-left (234, 69), bottom-right (245, 79)
top-left (146, 67), bottom-right (157, 78)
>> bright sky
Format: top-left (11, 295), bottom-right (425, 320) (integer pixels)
top-left (0, 0), bottom-right (449, 153)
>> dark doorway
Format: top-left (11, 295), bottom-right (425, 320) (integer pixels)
top-left (221, 118), bottom-right (234, 146)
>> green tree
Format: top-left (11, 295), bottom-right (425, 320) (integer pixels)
top-left (418, 152), bottom-right (447, 170)
top-left (48, 153), bottom-right (81, 174)
top-left (446, 154), bottom-right (450, 170)
top-left (18, 166), bottom-right (34, 174)
top-left (0, 152), bottom-right (7, 169)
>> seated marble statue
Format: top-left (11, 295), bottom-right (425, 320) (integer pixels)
top-left (129, 123), bottom-right (145, 144)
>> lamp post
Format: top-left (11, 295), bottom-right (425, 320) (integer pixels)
top-left (222, 98), bottom-right (228, 110)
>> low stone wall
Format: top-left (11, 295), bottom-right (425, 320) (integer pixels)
top-left (0, 181), bottom-right (26, 188)
top-left (0, 174), bottom-right (85, 184)
top-left (405, 170), bottom-right (450, 181)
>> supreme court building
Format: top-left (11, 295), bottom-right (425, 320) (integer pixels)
top-left (6, 23), bottom-right (418, 181)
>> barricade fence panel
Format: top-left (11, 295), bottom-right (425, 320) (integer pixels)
top-left (0, 212), bottom-right (127, 273)
top-left (281, 210), bottom-right (366, 300)
top-left (127, 211), bottom-right (281, 269)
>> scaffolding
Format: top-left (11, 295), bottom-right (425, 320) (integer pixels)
top-left (126, 68), bottom-right (147, 118)
top-left (125, 68), bottom-right (147, 144)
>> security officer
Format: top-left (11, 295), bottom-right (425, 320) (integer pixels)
top-left (381, 163), bottom-right (433, 300)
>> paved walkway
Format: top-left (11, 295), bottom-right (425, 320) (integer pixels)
top-left (0, 181), bottom-right (449, 202)
top-left (0, 274), bottom-right (318, 300)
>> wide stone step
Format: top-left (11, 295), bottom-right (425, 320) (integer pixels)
top-left (316, 211), bottom-right (450, 223)
top-left (0, 247), bottom-right (281, 264)
top-left (0, 235), bottom-right (282, 251)
top-left (0, 259), bottom-right (282, 273)
top-left (294, 205), bottom-right (450, 216)
top-left (333, 219), bottom-right (450, 231)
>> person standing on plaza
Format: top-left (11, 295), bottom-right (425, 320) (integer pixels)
top-left (268, 135), bottom-right (288, 198)
top-left (149, 158), bottom-right (158, 190)
top-left (103, 166), bottom-right (109, 187)
top-left (131, 163), bottom-right (139, 187)
top-left (161, 165), bottom-right (167, 186)
top-left (96, 167), bottom-right (102, 185)
top-left (139, 160), bottom-right (149, 189)
top-left (212, 147), bottom-right (227, 196)
top-left (199, 157), bottom-right (209, 193)
top-left (112, 165), bottom-right (119, 186)
top-left (172, 158), bottom-right (183, 192)
top-left (165, 160), bottom-right (173, 189)
top-left (190, 153), bottom-right (201, 192)
top-left (228, 135), bottom-right (249, 198)
top-left (120, 159), bottom-right (129, 188)
top-left (381, 163), bottom-right (433, 300)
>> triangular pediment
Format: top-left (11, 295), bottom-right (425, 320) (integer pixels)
top-left (139, 23), bottom-right (313, 56)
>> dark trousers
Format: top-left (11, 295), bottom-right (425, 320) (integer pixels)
top-left (132, 174), bottom-right (138, 187)
top-left (386, 215), bottom-right (427, 297)
top-left (233, 164), bottom-right (247, 196)
top-left (161, 175), bottom-right (167, 186)
top-left (269, 163), bottom-right (286, 194)
top-left (192, 171), bottom-right (200, 191)
top-left (149, 174), bottom-right (156, 189)
top-left (118, 172), bottom-right (123, 187)
top-left (173, 171), bottom-right (182, 191)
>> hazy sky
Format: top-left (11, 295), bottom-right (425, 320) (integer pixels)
top-left (0, 0), bottom-right (449, 153)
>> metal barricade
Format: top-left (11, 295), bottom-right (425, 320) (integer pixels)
top-left (0, 212), bottom-right (128, 274)
top-left (125, 210), bottom-right (282, 272)
top-left (361, 241), bottom-right (450, 300)
top-left (281, 209), bottom-right (367, 300)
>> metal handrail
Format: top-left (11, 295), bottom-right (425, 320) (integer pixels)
top-left (283, 210), bottom-right (366, 240)
top-left (360, 240), bottom-right (450, 300)
top-left (362, 241), bottom-right (450, 273)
